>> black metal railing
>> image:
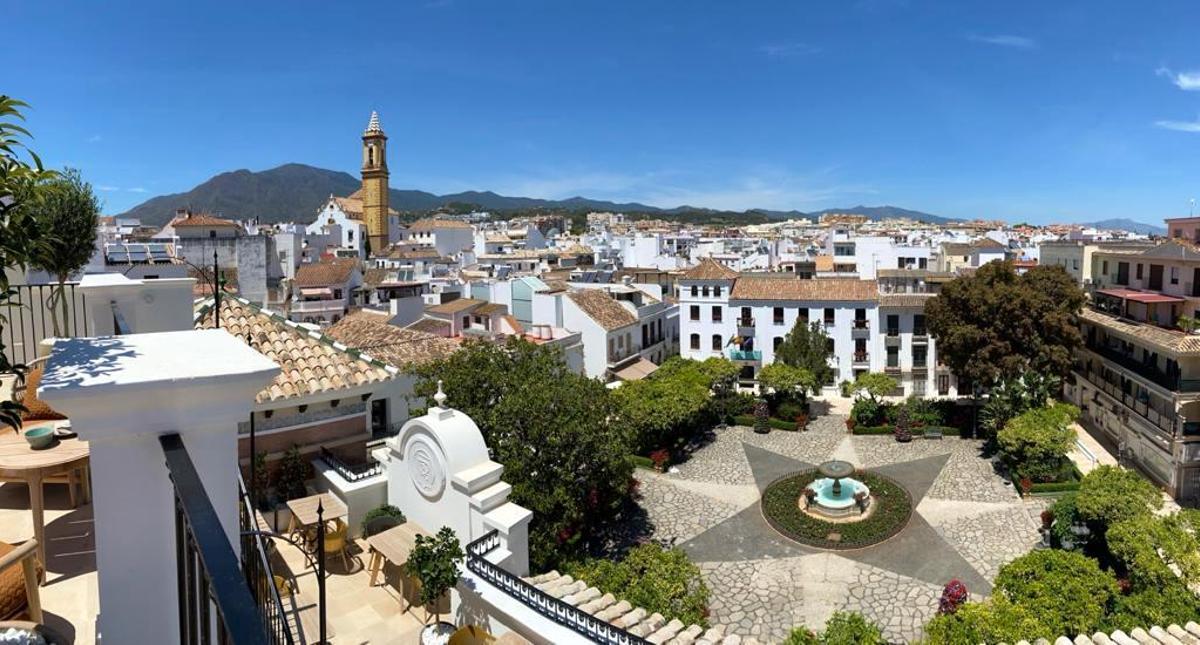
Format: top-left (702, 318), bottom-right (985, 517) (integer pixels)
top-left (237, 478), bottom-right (298, 645)
top-left (466, 530), bottom-right (650, 645)
top-left (160, 433), bottom-right (273, 645)
top-left (1085, 342), bottom-right (1200, 392)
top-left (319, 447), bottom-right (384, 483)
top-left (1, 283), bottom-right (88, 367)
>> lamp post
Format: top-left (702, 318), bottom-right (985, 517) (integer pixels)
top-left (316, 500), bottom-right (327, 644)
top-left (247, 332), bottom-right (257, 509)
top-left (178, 250), bottom-right (224, 329)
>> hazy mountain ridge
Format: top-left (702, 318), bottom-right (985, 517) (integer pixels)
top-left (119, 163), bottom-right (1164, 233)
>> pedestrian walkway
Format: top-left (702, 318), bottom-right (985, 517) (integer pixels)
top-left (1068, 421), bottom-right (1118, 474)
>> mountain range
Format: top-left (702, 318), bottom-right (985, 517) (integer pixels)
top-left (119, 163), bottom-right (1165, 234)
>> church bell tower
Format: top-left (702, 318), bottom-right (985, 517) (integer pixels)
top-left (361, 111), bottom-right (390, 253)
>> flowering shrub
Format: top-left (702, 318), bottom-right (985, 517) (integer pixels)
top-left (938, 579), bottom-right (969, 614)
top-left (1019, 477), bottom-right (1033, 497)
top-left (649, 449), bottom-right (671, 471)
top-left (1040, 509), bottom-right (1054, 529)
top-left (795, 413), bottom-right (809, 432)
top-left (753, 398), bottom-right (770, 434)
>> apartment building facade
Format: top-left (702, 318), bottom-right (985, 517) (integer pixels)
top-left (677, 258), bottom-right (954, 397)
top-left (1065, 239), bottom-right (1200, 502)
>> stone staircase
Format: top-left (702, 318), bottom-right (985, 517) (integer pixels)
top-left (523, 570), bottom-right (757, 645)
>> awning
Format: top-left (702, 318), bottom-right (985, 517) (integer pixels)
top-left (300, 287), bottom-right (333, 297)
top-left (614, 358), bottom-right (659, 381)
top-left (1096, 288), bottom-right (1185, 304)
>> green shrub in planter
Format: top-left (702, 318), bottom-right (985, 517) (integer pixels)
top-left (362, 504), bottom-right (406, 537)
top-left (409, 526), bottom-right (464, 626)
top-left (275, 445), bottom-right (309, 502)
top-left (630, 454), bottom-right (655, 469)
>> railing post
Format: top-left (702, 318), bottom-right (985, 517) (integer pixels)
top-left (316, 500), bottom-right (327, 645)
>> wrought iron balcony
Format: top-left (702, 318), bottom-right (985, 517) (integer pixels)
top-left (852, 352), bottom-right (870, 365)
top-left (736, 316), bottom-right (755, 330)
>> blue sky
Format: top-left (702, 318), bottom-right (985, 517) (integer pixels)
top-left (6, 1), bottom-right (1200, 224)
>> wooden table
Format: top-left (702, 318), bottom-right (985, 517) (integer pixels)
top-left (365, 523), bottom-right (430, 591)
top-left (285, 492), bottom-right (347, 530)
top-left (0, 426), bottom-right (90, 575)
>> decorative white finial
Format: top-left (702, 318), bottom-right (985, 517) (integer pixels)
top-left (366, 111), bottom-right (382, 133)
top-left (434, 379), bottom-right (448, 409)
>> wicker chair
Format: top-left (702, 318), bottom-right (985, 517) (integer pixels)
top-left (0, 539), bottom-right (42, 623)
top-left (323, 518), bottom-right (351, 571)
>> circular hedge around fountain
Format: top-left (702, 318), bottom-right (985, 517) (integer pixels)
top-left (761, 470), bottom-right (913, 549)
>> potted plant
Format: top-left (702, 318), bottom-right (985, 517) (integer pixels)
top-left (1018, 477), bottom-right (1033, 498)
top-left (845, 417), bottom-right (856, 433)
top-left (938, 579), bottom-right (968, 615)
top-left (362, 504), bottom-right (407, 537)
top-left (409, 526), bottom-right (464, 644)
top-left (795, 412), bottom-right (809, 432)
top-left (893, 406), bottom-right (913, 443)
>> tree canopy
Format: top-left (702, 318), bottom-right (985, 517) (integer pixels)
top-left (992, 549), bottom-right (1119, 638)
top-left (0, 96), bottom-right (55, 430)
top-left (774, 320), bottom-right (835, 390)
top-left (758, 363), bottom-right (816, 403)
top-left (1074, 465), bottom-right (1163, 530)
top-left (409, 338), bottom-right (633, 569)
top-left (613, 356), bottom-right (733, 454)
top-left (996, 402), bottom-right (1077, 482)
top-left (924, 261), bottom-right (1085, 389)
top-left (1106, 509), bottom-right (1200, 590)
top-left (848, 372), bottom-right (898, 404)
top-left (27, 167), bottom-right (100, 337)
top-left (566, 543), bottom-right (710, 627)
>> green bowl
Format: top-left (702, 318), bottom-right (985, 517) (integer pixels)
top-left (24, 426), bottom-right (56, 450)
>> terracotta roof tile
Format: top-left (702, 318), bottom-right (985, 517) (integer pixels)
top-left (680, 257), bottom-right (739, 281)
top-left (171, 213), bottom-right (239, 228)
top-left (427, 298), bottom-right (484, 315)
top-left (327, 313), bottom-right (460, 368)
top-left (408, 218), bottom-right (473, 231)
top-left (731, 277), bottom-right (880, 302)
top-left (880, 293), bottom-right (934, 308)
top-left (566, 289), bottom-right (637, 331)
top-left (1080, 307), bottom-right (1200, 355)
top-left (194, 297), bottom-right (394, 403)
top-left (295, 259), bottom-right (357, 287)
top-left (408, 318), bottom-right (453, 335)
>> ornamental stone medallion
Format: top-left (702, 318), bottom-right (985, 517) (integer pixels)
top-left (405, 434), bottom-right (446, 499)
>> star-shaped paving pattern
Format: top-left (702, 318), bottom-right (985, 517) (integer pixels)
top-left (679, 441), bottom-right (991, 593)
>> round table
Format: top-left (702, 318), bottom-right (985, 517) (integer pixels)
top-left (0, 426), bottom-right (90, 576)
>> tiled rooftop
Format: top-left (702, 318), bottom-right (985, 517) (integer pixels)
top-left (566, 288), bottom-right (638, 331)
top-left (295, 259), bottom-right (357, 287)
top-left (327, 312), bottom-right (460, 368)
top-left (731, 277), bottom-right (880, 302)
top-left (194, 297), bottom-right (396, 402)
top-left (1080, 307), bottom-right (1200, 355)
top-left (679, 257), bottom-right (739, 281)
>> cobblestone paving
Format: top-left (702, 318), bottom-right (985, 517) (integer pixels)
top-left (670, 428), bottom-right (756, 485)
top-left (637, 411), bottom-right (1042, 643)
top-left (933, 505), bottom-right (1042, 580)
top-left (843, 562), bottom-right (945, 643)
top-left (637, 472), bottom-right (742, 545)
top-left (925, 448), bottom-right (1019, 503)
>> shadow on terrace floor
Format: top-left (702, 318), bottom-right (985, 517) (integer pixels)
top-left (0, 481), bottom-right (97, 644)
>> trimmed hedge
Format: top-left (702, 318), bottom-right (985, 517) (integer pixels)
top-left (1014, 463), bottom-right (1083, 495)
top-left (1029, 480), bottom-right (1082, 494)
top-left (851, 424), bottom-right (961, 437)
top-left (761, 470), bottom-right (913, 549)
top-left (733, 415), bottom-right (799, 431)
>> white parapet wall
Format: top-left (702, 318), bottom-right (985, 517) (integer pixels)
top-left (312, 456), bottom-right (387, 537)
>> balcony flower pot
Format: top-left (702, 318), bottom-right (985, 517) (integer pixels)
top-left (420, 622), bottom-right (456, 645)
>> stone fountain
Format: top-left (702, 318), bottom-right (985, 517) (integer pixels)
top-left (804, 460), bottom-right (871, 519)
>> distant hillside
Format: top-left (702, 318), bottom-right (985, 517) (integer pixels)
top-left (1079, 218), bottom-right (1165, 236)
top-left (121, 164), bottom-right (662, 226)
top-left (121, 163), bottom-right (964, 227)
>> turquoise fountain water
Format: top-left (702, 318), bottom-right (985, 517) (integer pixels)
top-left (806, 460), bottom-right (871, 518)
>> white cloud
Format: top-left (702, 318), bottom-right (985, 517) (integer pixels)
top-left (967, 34), bottom-right (1037, 50)
top-left (758, 43), bottom-right (821, 58)
top-left (97, 185), bottom-right (120, 192)
top-left (86, 134), bottom-right (102, 143)
top-left (127, 187), bottom-right (148, 193)
top-left (1156, 67), bottom-right (1200, 91)
top-left (1155, 118), bottom-right (1200, 133)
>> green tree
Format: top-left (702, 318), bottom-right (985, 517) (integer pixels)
top-left (978, 372), bottom-right (1060, 436)
top-left (27, 168), bottom-right (99, 337)
top-left (925, 261), bottom-right (1085, 389)
top-left (848, 372), bottom-right (897, 404)
top-left (614, 357), bottom-right (714, 453)
top-left (410, 338), bottom-right (633, 569)
top-left (566, 543), bottom-right (710, 626)
top-left (758, 362), bottom-right (815, 404)
top-left (0, 96), bottom-right (54, 430)
top-left (775, 320), bottom-right (835, 390)
top-left (408, 526), bottom-right (463, 625)
top-left (1074, 465), bottom-right (1162, 531)
top-left (1106, 510), bottom-right (1200, 590)
top-left (922, 597), bottom-right (1043, 645)
top-left (992, 549), bottom-right (1119, 637)
top-left (996, 402), bottom-right (1077, 482)
top-left (1106, 584), bottom-right (1200, 633)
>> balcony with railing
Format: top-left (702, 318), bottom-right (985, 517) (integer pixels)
top-left (1077, 366), bottom-right (1181, 437)
top-left (912, 327), bottom-right (929, 343)
top-left (736, 316), bottom-right (756, 332)
top-left (851, 319), bottom-right (870, 337)
top-left (729, 348), bottom-right (762, 362)
top-left (1083, 342), bottom-right (1200, 393)
top-left (852, 352), bottom-right (870, 366)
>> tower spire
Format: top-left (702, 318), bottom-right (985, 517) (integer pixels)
top-left (366, 110), bottom-right (382, 134)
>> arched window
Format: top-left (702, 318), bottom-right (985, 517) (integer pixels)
top-left (774, 337), bottom-right (784, 349)
top-left (368, 144), bottom-right (375, 166)
top-left (689, 333), bottom-right (700, 350)
top-left (711, 334), bottom-right (722, 351)
top-left (702, 285), bottom-right (710, 297)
